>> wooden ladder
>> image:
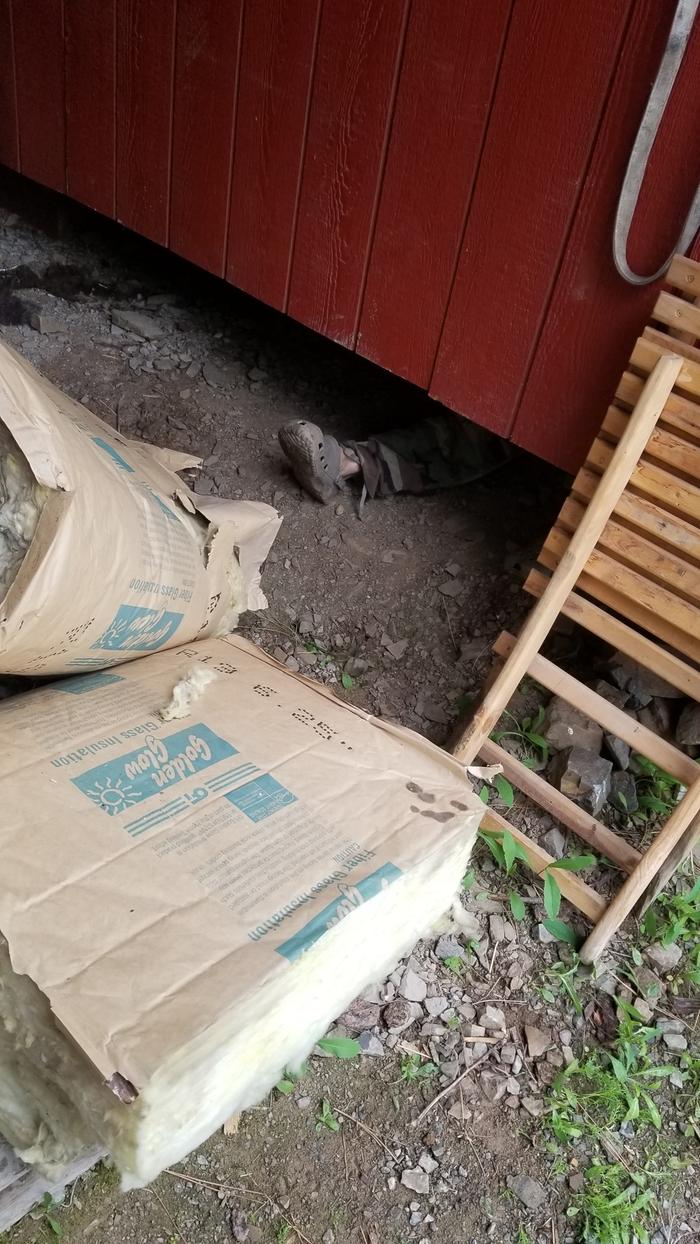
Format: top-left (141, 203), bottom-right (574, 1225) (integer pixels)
top-left (454, 254), bottom-right (700, 963)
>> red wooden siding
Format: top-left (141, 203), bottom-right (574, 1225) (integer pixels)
top-left (1, 0), bottom-right (698, 474)
top-left (65, 1), bottom-right (116, 217)
top-left (226, 0), bottom-right (321, 309)
top-left (356, 0), bottom-right (512, 388)
top-left (169, 0), bottom-right (243, 277)
top-left (115, 0), bottom-right (176, 245)
top-left (0, 0), bottom-right (19, 172)
top-left (12, 0), bottom-right (65, 192)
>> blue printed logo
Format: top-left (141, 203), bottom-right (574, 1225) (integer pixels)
top-left (54, 672), bottom-right (125, 695)
top-left (276, 863), bottom-right (402, 961)
top-left (72, 723), bottom-right (237, 815)
top-left (225, 774), bottom-right (297, 822)
top-left (91, 603), bottom-right (184, 652)
top-left (91, 436), bottom-right (135, 473)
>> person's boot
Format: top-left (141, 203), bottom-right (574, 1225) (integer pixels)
top-left (278, 420), bottom-right (347, 504)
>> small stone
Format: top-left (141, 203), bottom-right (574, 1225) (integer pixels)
top-left (542, 697), bottom-right (603, 753)
top-left (604, 732), bottom-right (631, 770)
top-left (425, 995), bottom-right (449, 1017)
top-left (435, 934), bottom-right (464, 961)
top-left (401, 1168), bottom-right (429, 1195)
top-left (633, 996), bottom-right (655, 1022)
top-left (646, 942), bottom-right (682, 974)
top-left (609, 769), bottom-right (638, 814)
top-left (525, 1025), bottom-right (551, 1058)
top-left (543, 826), bottom-right (567, 859)
top-left (383, 998), bottom-right (420, 1033)
top-left (399, 968), bottom-right (427, 1003)
top-left (154, 356), bottom-right (176, 371)
top-left (338, 997), bottom-right (381, 1033)
top-left (677, 702), bottom-right (700, 747)
top-left (29, 312), bottom-right (64, 334)
top-left (296, 1096), bottom-right (311, 1110)
top-left (569, 1172), bottom-right (585, 1193)
top-left (111, 308), bottom-right (164, 339)
top-left (438, 579), bottom-right (463, 598)
top-left (358, 1031), bottom-right (384, 1057)
top-left (447, 1100), bottom-right (471, 1121)
top-left (186, 360), bottom-right (201, 378)
top-left (521, 1096), bottom-right (544, 1118)
top-left (505, 1077), bottom-right (521, 1096)
top-left (445, 562), bottom-right (461, 576)
top-left (507, 1174), bottom-right (547, 1210)
top-left (416, 698), bottom-right (450, 725)
top-left (609, 653), bottom-right (684, 704)
top-left (489, 913), bottom-right (505, 942)
top-left (479, 1005), bottom-right (506, 1032)
top-left (480, 1070), bottom-right (507, 1102)
top-left (538, 923), bottom-right (558, 944)
top-left (418, 1152), bottom-right (438, 1174)
top-left (387, 1176), bottom-right (397, 1191)
top-left (248, 366), bottom-right (268, 382)
top-left (663, 1032), bottom-right (688, 1052)
top-left (550, 746), bottom-right (612, 816)
top-left (591, 679), bottom-right (629, 710)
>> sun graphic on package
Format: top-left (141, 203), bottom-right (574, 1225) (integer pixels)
top-left (84, 777), bottom-right (140, 815)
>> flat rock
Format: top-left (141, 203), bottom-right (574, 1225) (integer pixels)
top-left (543, 697), bottom-right (603, 753)
top-left (418, 1152), bottom-right (439, 1174)
top-left (424, 995), bottom-right (449, 1017)
top-left (524, 1024), bottom-right (551, 1058)
top-left (662, 1032), bottom-right (687, 1052)
top-left (358, 1030), bottom-right (384, 1057)
top-left (677, 701), bottom-right (700, 747)
top-left (435, 934), bottom-right (464, 961)
top-left (29, 311), bottom-right (65, 334)
top-left (521, 1096), bottom-right (544, 1118)
top-left (609, 653), bottom-right (684, 704)
top-left (416, 698), bottom-right (450, 725)
top-left (645, 942), bottom-right (682, 974)
top-left (339, 997), bottom-right (382, 1033)
top-left (401, 1168), bottom-right (429, 1195)
top-left (399, 968), bottom-right (427, 1003)
top-left (507, 1174), bottom-right (547, 1210)
top-left (479, 1005), bottom-right (506, 1031)
top-left (489, 913), bottom-right (506, 942)
top-left (543, 826), bottom-right (566, 858)
top-left (591, 679), bottom-right (629, 710)
top-left (111, 308), bottom-right (164, 339)
top-left (604, 733), bottom-right (631, 770)
top-left (480, 1070), bottom-right (507, 1102)
top-left (550, 746), bottom-right (612, 816)
top-left (438, 579), bottom-right (463, 598)
top-left (383, 997), bottom-right (421, 1033)
top-left (609, 769), bottom-right (638, 814)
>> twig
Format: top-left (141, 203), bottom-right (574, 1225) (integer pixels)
top-left (412, 1051), bottom-right (490, 1127)
top-left (488, 942), bottom-right (499, 976)
top-left (342, 1128), bottom-right (349, 1181)
top-left (165, 1169), bottom-right (264, 1199)
top-left (151, 1186), bottom-right (192, 1244)
top-left (335, 1107), bottom-right (395, 1159)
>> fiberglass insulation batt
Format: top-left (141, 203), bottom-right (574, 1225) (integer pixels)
top-left (0, 341), bottom-right (280, 674)
top-left (0, 636), bottom-right (484, 1188)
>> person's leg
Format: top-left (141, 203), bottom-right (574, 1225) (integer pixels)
top-left (278, 412), bottom-right (511, 503)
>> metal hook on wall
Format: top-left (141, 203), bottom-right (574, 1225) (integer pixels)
top-left (613, 0), bottom-right (700, 285)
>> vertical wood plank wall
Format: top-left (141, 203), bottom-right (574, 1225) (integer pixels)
top-left (1, 0), bottom-right (698, 474)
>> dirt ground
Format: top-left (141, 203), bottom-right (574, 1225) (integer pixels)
top-left (0, 177), bottom-right (697, 1244)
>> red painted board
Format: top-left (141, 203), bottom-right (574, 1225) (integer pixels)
top-left (116, 0), bottom-right (176, 246)
top-left (513, 3), bottom-right (700, 472)
top-left (430, 0), bottom-right (632, 438)
top-left (356, 0), bottom-right (512, 388)
top-left (12, 0), bottom-right (65, 191)
top-left (287, 0), bottom-right (409, 347)
top-left (65, 0), bottom-right (116, 217)
top-left (226, 0), bottom-right (320, 310)
top-left (169, 0), bottom-right (243, 277)
top-left (0, 0), bottom-right (19, 171)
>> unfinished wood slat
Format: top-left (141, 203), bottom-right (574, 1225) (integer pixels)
top-left (635, 813), bottom-right (700, 916)
top-left (479, 738), bottom-right (641, 872)
top-left (643, 325), bottom-right (700, 366)
top-left (589, 431), bottom-right (700, 513)
top-left (666, 254), bottom-right (700, 298)
top-left (492, 632), bottom-right (697, 786)
top-left (539, 538), bottom-right (700, 658)
top-left (453, 357), bottom-right (684, 762)
top-left (571, 472), bottom-right (700, 563)
top-left (630, 337), bottom-right (700, 400)
top-left (616, 372), bottom-right (700, 442)
top-left (603, 408), bottom-right (700, 472)
top-left (557, 500), bottom-right (700, 602)
top-left (580, 778), bottom-right (700, 963)
top-left (523, 571), bottom-right (700, 701)
top-left (653, 290), bottom-right (700, 339)
top-left (480, 807), bottom-right (606, 922)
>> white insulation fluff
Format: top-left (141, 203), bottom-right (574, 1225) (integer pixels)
top-left (0, 636), bottom-right (484, 1189)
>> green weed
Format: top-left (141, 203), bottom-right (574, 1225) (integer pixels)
top-left (399, 1053), bottom-right (438, 1082)
top-left (566, 1161), bottom-right (658, 1244)
top-left (30, 1193), bottom-right (63, 1238)
top-left (315, 1098), bottom-right (340, 1132)
top-left (491, 705), bottom-right (550, 770)
top-left (443, 954), bottom-right (465, 976)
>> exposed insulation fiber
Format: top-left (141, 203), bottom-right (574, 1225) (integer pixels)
top-left (0, 423), bottom-right (47, 602)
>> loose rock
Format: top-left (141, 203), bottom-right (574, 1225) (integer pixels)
top-left (358, 1030), bottom-right (384, 1056)
top-left (550, 746), bottom-right (612, 816)
top-left (646, 942), bottom-right (682, 974)
top-left (401, 1168), bottom-right (429, 1195)
top-left (339, 997), bottom-right (382, 1033)
top-left (507, 1174), bottom-right (547, 1210)
top-left (677, 702), bottom-right (700, 747)
top-left (543, 697), bottom-right (603, 753)
top-left (609, 769), bottom-right (638, 814)
top-left (111, 308), bottom-right (164, 339)
top-left (524, 1025), bottom-right (551, 1058)
top-left (479, 1005), bottom-right (506, 1032)
top-left (399, 968), bottom-right (428, 1003)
